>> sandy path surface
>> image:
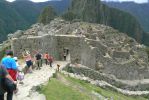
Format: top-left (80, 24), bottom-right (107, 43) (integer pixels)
top-left (13, 61), bottom-right (69, 100)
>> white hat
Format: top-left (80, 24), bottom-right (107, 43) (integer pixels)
top-left (14, 57), bottom-right (18, 61)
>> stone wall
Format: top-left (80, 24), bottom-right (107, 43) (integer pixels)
top-left (40, 35), bottom-right (58, 59)
top-left (11, 37), bottom-right (42, 57)
top-left (81, 40), bottom-right (97, 69)
top-left (63, 65), bottom-right (149, 91)
top-left (56, 35), bottom-right (83, 62)
top-left (112, 51), bottom-right (130, 59)
top-left (11, 34), bottom-right (97, 67)
top-left (11, 35), bottom-right (58, 59)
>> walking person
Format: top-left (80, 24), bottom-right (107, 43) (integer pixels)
top-left (44, 52), bottom-right (49, 65)
top-left (0, 65), bottom-right (16, 100)
top-left (1, 50), bottom-right (18, 81)
top-left (22, 51), bottom-right (33, 73)
top-left (48, 55), bottom-right (53, 67)
top-left (35, 51), bottom-right (42, 70)
top-left (13, 57), bottom-right (24, 84)
top-left (1, 50), bottom-right (17, 100)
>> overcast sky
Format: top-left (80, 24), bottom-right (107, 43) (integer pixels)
top-left (6, 0), bottom-right (148, 3)
top-left (6, 0), bottom-right (50, 2)
top-left (103, 0), bottom-right (148, 3)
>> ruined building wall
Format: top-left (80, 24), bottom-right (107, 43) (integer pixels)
top-left (41, 35), bottom-right (59, 59)
top-left (56, 35), bottom-right (83, 63)
top-left (11, 35), bottom-right (97, 68)
top-left (11, 35), bottom-right (58, 59)
top-left (81, 40), bottom-right (97, 69)
top-left (12, 37), bottom-right (42, 57)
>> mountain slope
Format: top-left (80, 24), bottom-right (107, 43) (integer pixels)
top-left (0, 0), bottom-right (70, 43)
top-left (38, 6), bottom-right (57, 24)
top-left (62, 0), bottom-right (145, 44)
top-left (0, 1), bottom-right (28, 41)
top-left (104, 2), bottom-right (149, 33)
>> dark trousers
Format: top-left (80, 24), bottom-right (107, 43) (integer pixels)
top-left (45, 59), bottom-right (48, 65)
top-left (0, 92), bottom-right (13, 100)
top-left (49, 61), bottom-right (52, 67)
top-left (36, 59), bottom-right (42, 69)
top-left (7, 91), bottom-right (13, 100)
top-left (0, 94), bottom-right (4, 100)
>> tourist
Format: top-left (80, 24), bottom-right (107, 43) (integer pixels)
top-left (44, 52), bottom-right (49, 65)
top-left (48, 55), bottom-right (53, 67)
top-left (1, 50), bottom-right (18, 81)
top-left (17, 71), bottom-right (24, 84)
top-left (13, 57), bottom-right (21, 71)
top-left (1, 51), bottom-right (17, 100)
top-left (0, 65), bottom-right (16, 100)
top-left (13, 57), bottom-right (24, 84)
top-left (63, 52), bottom-right (67, 61)
top-left (22, 51), bottom-right (33, 73)
top-left (35, 51), bottom-right (42, 70)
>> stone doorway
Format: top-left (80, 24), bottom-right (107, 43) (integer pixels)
top-left (63, 48), bottom-right (70, 61)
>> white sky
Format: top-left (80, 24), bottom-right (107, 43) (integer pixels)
top-left (6, 0), bottom-right (148, 3)
top-left (103, 0), bottom-right (148, 3)
top-left (6, 0), bottom-right (51, 2)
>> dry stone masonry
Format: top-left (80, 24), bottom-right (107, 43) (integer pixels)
top-left (10, 18), bottom-right (149, 91)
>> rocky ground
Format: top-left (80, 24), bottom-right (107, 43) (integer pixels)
top-left (9, 18), bottom-right (149, 92)
top-left (12, 61), bottom-right (69, 100)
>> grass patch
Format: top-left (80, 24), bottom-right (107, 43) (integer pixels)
top-left (64, 74), bottom-right (148, 100)
top-left (40, 73), bottom-right (148, 100)
top-left (39, 78), bottom-right (92, 100)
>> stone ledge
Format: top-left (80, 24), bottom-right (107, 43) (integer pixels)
top-left (63, 64), bottom-right (149, 91)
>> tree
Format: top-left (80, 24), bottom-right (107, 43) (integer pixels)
top-left (38, 6), bottom-right (57, 24)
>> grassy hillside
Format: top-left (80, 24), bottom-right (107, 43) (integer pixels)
top-left (39, 73), bottom-right (147, 100)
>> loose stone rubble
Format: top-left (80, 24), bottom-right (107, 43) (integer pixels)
top-left (9, 18), bottom-right (149, 91)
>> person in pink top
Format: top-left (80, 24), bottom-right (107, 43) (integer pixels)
top-left (22, 52), bottom-right (33, 73)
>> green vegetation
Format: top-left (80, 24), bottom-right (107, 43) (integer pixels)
top-left (0, 0), bottom-right (70, 43)
top-left (39, 73), bottom-right (147, 100)
top-left (62, 0), bottom-right (145, 44)
top-left (38, 6), bottom-right (57, 24)
top-left (39, 78), bottom-right (92, 100)
top-left (62, 11), bottom-right (77, 21)
top-left (105, 2), bottom-right (149, 33)
top-left (105, 2), bottom-right (149, 45)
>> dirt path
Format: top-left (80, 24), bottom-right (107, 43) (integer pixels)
top-left (13, 61), bottom-right (69, 100)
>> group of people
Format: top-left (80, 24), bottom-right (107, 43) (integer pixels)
top-left (0, 50), bottom-right (53, 100)
top-left (22, 50), bottom-right (54, 73)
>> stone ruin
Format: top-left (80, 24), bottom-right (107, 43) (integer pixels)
top-left (9, 18), bottom-right (149, 90)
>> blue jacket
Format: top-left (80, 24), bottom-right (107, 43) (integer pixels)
top-left (1, 57), bottom-right (17, 70)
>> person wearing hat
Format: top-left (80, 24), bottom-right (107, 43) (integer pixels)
top-left (22, 51), bottom-right (33, 73)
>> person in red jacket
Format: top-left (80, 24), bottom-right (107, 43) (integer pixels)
top-left (48, 55), bottom-right (53, 67)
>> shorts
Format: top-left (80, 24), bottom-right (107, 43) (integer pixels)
top-left (26, 60), bottom-right (33, 68)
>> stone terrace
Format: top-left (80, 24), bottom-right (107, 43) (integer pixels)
top-left (10, 18), bottom-right (149, 90)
